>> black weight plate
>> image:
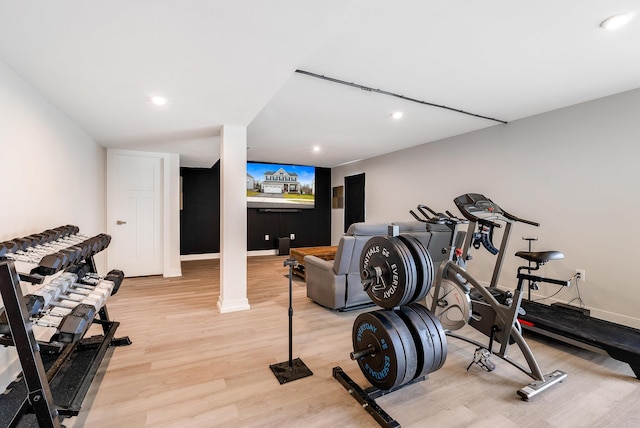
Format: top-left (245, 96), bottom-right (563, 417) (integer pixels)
top-left (376, 309), bottom-right (417, 387)
top-left (392, 237), bottom-right (416, 308)
top-left (399, 234), bottom-right (434, 304)
top-left (398, 304), bottom-right (445, 376)
top-left (352, 310), bottom-right (407, 390)
top-left (395, 306), bottom-right (428, 379)
top-left (360, 236), bottom-right (416, 309)
top-left (410, 303), bottom-right (448, 373)
top-left (414, 303), bottom-right (448, 372)
top-left (398, 235), bottom-right (423, 305)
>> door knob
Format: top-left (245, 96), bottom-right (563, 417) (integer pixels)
top-left (116, 220), bottom-right (127, 225)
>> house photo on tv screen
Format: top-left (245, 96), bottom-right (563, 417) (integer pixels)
top-left (246, 162), bottom-right (316, 209)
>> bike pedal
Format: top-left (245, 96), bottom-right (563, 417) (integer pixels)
top-left (467, 348), bottom-right (496, 372)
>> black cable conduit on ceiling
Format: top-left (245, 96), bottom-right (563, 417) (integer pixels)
top-left (294, 69), bottom-right (508, 125)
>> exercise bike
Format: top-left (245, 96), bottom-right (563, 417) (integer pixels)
top-left (428, 193), bottom-right (568, 400)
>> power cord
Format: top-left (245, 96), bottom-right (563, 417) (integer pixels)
top-left (532, 285), bottom-right (565, 302)
top-left (532, 273), bottom-right (585, 308)
top-left (567, 274), bottom-right (585, 308)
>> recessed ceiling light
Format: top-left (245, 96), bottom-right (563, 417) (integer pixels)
top-left (391, 111), bottom-right (404, 120)
top-left (150, 95), bottom-right (169, 106)
top-left (312, 146), bottom-right (321, 152)
top-left (600, 12), bottom-right (634, 30)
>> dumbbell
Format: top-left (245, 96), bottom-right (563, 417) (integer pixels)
top-left (82, 234), bottom-right (110, 257)
top-left (33, 252), bottom-right (70, 275)
top-left (108, 269), bottom-right (124, 278)
top-left (61, 246), bottom-right (84, 266)
top-left (24, 234), bottom-right (49, 246)
top-left (65, 225), bottom-right (80, 235)
top-left (53, 225), bottom-right (76, 237)
top-left (104, 269), bottom-right (125, 295)
top-left (37, 246), bottom-right (86, 275)
top-left (9, 231), bottom-right (63, 256)
top-left (80, 236), bottom-right (103, 257)
top-left (11, 237), bottom-right (33, 252)
top-left (66, 261), bottom-right (92, 279)
top-left (42, 229), bottom-right (64, 241)
top-left (0, 241), bottom-right (19, 257)
top-left (4, 238), bottom-right (43, 263)
top-left (57, 304), bottom-right (97, 343)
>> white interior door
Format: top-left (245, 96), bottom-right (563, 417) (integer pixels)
top-left (107, 152), bottom-right (163, 277)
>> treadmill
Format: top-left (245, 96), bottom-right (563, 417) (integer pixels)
top-left (518, 299), bottom-right (640, 379)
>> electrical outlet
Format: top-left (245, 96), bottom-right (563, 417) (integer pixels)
top-left (264, 234), bottom-right (269, 241)
top-left (290, 233), bottom-right (295, 240)
top-left (576, 269), bottom-right (586, 282)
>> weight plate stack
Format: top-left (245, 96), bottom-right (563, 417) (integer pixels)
top-left (406, 303), bottom-right (448, 374)
top-left (360, 236), bottom-right (417, 309)
top-left (352, 309), bottom-right (417, 390)
top-left (398, 234), bottom-right (434, 304)
top-left (425, 278), bottom-right (472, 331)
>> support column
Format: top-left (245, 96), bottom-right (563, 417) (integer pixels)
top-left (217, 125), bottom-right (250, 313)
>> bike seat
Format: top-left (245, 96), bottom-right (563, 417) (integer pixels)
top-left (515, 251), bottom-right (564, 264)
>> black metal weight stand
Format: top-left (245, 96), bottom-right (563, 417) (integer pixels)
top-left (0, 260), bottom-right (61, 427)
top-left (1, 254), bottom-right (130, 426)
top-left (333, 366), bottom-right (427, 428)
top-left (269, 258), bottom-right (313, 384)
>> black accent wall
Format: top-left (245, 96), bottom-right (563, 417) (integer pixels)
top-left (180, 164), bottom-right (221, 254)
top-left (180, 163), bottom-right (331, 255)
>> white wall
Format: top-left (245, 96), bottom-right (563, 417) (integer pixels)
top-left (0, 60), bottom-right (106, 390)
top-left (333, 88), bottom-right (640, 328)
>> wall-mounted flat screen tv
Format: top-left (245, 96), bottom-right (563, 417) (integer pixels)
top-left (247, 162), bottom-right (316, 210)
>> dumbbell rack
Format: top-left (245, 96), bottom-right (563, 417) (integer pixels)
top-left (0, 229), bottom-right (129, 427)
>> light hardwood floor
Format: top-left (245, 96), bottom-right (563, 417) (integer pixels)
top-left (67, 257), bottom-right (640, 427)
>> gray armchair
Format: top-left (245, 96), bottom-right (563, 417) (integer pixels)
top-left (305, 221), bottom-right (454, 310)
top-left (305, 223), bottom-right (385, 310)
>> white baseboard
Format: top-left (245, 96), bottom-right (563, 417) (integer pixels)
top-left (180, 253), bottom-right (220, 261)
top-left (217, 296), bottom-right (251, 313)
top-left (247, 249), bottom-right (278, 257)
top-left (163, 268), bottom-right (183, 278)
top-left (180, 249), bottom-right (278, 261)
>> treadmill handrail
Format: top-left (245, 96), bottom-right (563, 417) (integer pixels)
top-left (502, 211), bottom-right (540, 227)
top-left (455, 193), bottom-right (539, 228)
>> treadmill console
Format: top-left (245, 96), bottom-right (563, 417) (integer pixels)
top-left (454, 193), bottom-right (504, 222)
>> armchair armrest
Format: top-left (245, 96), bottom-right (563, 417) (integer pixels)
top-left (304, 255), bottom-right (334, 272)
top-left (305, 255), bottom-right (348, 309)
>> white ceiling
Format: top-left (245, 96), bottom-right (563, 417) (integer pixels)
top-left (1, 1), bottom-right (639, 168)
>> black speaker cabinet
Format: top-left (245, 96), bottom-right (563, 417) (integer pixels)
top-left (277, 237), bottom-right (290, 256)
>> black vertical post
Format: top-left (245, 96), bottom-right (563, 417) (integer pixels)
top-left (523, 237), bottom-right (538, 300)
top-left (288, 260), bottom-right (293, 366)
top-left (269, 258), bottom-right (313, 384)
